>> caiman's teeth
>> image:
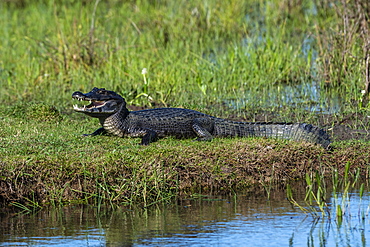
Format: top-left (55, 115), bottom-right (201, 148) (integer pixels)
top-left (73, 104), bottom-right (83, 110)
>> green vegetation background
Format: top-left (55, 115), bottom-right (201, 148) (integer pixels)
top-left (1, 0), bottom-right (367, 112)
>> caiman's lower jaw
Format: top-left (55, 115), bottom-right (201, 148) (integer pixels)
top-left (73, 99), bottom-right (117, 114)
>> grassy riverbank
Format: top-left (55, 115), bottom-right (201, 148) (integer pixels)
top-left (1, 105), bottom-right (369, 208)
top-left (1, 0), bottom-right (370, 208)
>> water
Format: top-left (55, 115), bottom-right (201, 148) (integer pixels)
top-left (227, 10), bottom-right (344, 115)
top-left (1, 188), bottom-right (369, 246)
top-left (225, 80), bottom-right (342, 114)
top-left (226, 34), bottom-right (343, 115)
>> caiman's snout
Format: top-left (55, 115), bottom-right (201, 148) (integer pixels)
top-left (72, 91), bottom-right (86, 101)
top-left (72, 87), bottom-right (124, 116)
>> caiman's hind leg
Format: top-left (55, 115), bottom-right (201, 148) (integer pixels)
top-left (192, 118), bottom-right (215, 141)
top-left (82, 127), bottom-right (108, 137)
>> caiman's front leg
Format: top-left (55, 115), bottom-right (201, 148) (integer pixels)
top-left (82, 127), bottom-right (108, 137)
top-left (192, 118), bottom-right (214, 141)
top-left (126, 128), bottom-right (159, 145)
top-left (140, 129), bottom-right (159, 145)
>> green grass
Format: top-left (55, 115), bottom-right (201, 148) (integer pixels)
top-left (1, 0), bottom-right (366, 113)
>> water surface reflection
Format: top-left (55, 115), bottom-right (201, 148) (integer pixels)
top-left (0, 188), bottom-right (368, 246)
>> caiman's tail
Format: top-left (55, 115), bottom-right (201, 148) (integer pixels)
top-left (213, 120), bottom-right (331, 149)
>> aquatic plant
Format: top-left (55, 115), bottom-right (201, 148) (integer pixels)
top-left (287, 162), bottom-right (367, 221)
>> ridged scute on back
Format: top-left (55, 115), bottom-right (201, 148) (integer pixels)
top-left (293, 123), bottom-right (331, 149)
top-left (213, 119), bottom-right (331, 149)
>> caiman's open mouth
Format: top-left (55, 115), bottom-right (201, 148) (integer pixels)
top-left (72, 97), bottom-right (107, 112)
top-left (72, 88), bottom-right (124, 116)
top-left (72, 92), bottom-right (118, 114)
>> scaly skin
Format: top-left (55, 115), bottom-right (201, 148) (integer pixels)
top-left (72, 87), bottom-right (331, 148)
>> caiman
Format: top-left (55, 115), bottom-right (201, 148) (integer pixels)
top-left (72, 87), bottom-right (331, 148)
